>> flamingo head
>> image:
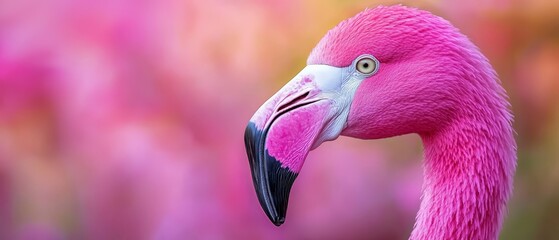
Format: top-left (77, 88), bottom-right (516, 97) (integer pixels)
top-left (245, 5), bottom-right (472, 225)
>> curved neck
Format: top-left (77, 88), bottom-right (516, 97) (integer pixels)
top-left (410, 106), bottom-right (516, 240)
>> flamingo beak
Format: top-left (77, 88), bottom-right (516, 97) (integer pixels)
top-left (244, 64), bottom-right (362, 226)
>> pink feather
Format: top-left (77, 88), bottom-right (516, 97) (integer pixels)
top-left (309, 5), bottom-right (516, 240)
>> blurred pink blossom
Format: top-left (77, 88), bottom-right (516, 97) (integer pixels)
top-left (0, 0), bottom-right (555, 239)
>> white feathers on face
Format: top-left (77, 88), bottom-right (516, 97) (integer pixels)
top-left (307, 54), bottom-right (380, 92)
top-left (299, 54), bottom-right (380, 148)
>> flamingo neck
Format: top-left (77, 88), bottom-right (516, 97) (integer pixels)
top-left (410, 106), bottom-right (516, 240)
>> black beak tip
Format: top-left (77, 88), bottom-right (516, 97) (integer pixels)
top-left (273, 216), bottom-right (285, 226)
top-left (245, 122), bottom-right (298, 227)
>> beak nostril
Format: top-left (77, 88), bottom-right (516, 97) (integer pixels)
top-left (277, 91), bottom-right (310, 113)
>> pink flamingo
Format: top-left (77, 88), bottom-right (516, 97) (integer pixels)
top-left (244, 5), bottom-right (516, 240)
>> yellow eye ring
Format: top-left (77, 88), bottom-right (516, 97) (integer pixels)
top-left (355, 57), bottom-right (378, 75)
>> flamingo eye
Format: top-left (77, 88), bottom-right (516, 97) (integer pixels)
top-left (355, 56), bottom-right (379, 75)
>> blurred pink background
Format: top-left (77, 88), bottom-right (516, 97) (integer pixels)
top-left (1, 0), bottom-right (558, 239)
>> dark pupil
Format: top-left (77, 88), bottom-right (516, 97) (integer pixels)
top-left (362, 62), bottom-right (369, 68)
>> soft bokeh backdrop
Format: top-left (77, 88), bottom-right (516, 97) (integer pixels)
top-left (1, 0), bottom-right (558, 239)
